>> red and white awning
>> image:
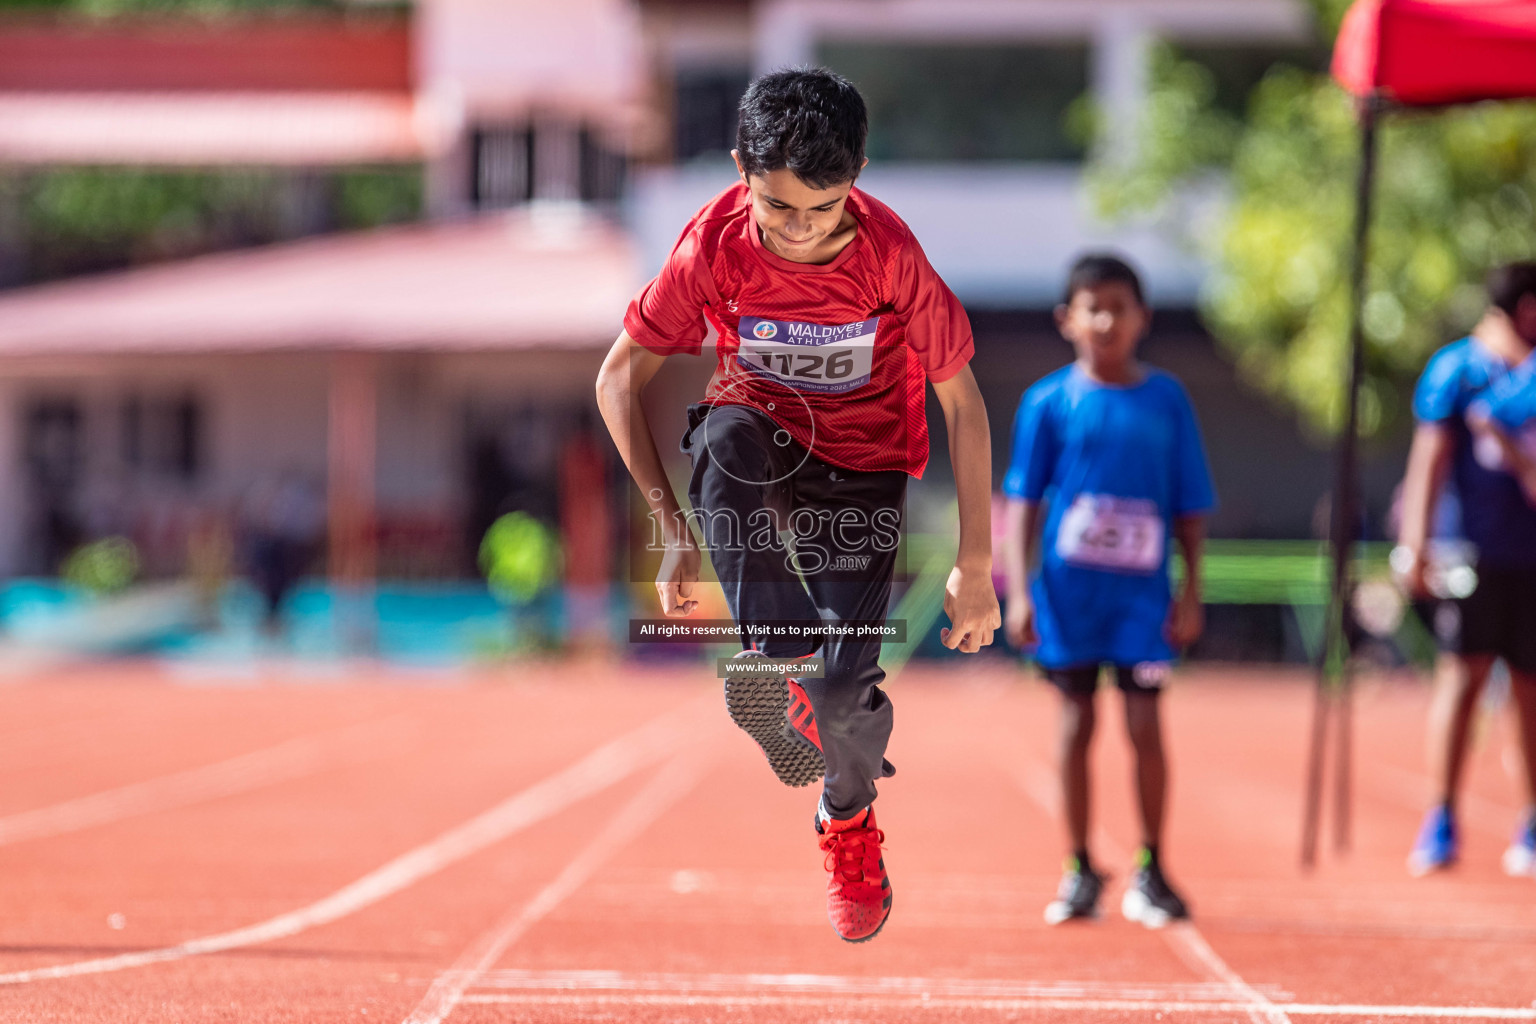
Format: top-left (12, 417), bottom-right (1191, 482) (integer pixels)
top-left (0, 209), bottom-right (641, 355)
top-left (0, 91), bottom-right (440, 166)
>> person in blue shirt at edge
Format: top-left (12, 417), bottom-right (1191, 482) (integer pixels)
top-left (1396, 261), bottom-right (1536, 880)
top-left (1001, 253), bottom-right (1215, 928)
top-left (1476, 359), bottom-right (1536, 882)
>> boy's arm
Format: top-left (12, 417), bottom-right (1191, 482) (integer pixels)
top-left (595, 330), bottom-right (700, 617)
top-left (1001, 497), bottom-right (1042, 648)
top-left (1166, 514), bottom-right (1206, 649)
top-left (931, 365), bottom-right (1002, 652)
top-left (1394, 422), bottom-right (1454, 596)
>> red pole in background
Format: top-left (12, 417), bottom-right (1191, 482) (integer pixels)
top-left (328, 350), bottom-right (378, 588)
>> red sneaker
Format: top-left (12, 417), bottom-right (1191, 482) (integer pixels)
top-left (786, 676), bottom-right (821, 751)
top-left (723, 651), bottom-right (824, 787)
top-left (817, 806), bottom-right (892, 942)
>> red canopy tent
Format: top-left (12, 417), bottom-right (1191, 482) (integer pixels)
top-left (1306, 0), bottom-right (1536, 866)
top-left (1334, 0), bottom-right (1536, 106)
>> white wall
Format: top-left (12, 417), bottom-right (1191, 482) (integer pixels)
top-left (625, 0), bottom-right (1316, 307)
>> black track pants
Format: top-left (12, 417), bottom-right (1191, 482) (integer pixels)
top-left (683, 403), bottom-right (906, 818)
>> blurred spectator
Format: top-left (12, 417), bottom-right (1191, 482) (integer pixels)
top-left (240, 474), bottom-right (325, 634)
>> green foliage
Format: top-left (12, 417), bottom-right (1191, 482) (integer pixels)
top-left (334, 168), bottom-right (423, 231)
top-left (61, 537), bottom-right (139, 595)
top-left (10, 166), bottom-right (423, 283)
top-left (1088, 14), bottom-right (1536, 440)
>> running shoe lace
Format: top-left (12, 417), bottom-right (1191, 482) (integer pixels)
top-left (820, 827), bottom-right (886, 888)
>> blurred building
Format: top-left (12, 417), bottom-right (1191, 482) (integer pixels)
top-left (0, 0), bottom-right (1382, 581)
top-left (0, 0), bottom-right (644, 578)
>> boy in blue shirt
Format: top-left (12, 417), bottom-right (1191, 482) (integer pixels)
top-left (1399, 262), bottom-right (1536, 878)
top-left (1478, 361), bottom-right (1536, 880)
top-left (1002, 254), bottom-right (1215, 927)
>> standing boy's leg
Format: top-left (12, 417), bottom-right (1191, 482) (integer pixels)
top-left (1059, 690), bottom-right (1096, 856)
top-left (1500, 579), bottom-right (1536, 875)
top-left (1041, 669), bottom-right (1104, 925)
top-left (1498, 573), bottom-right (1536, 858)
top-left (1410, 651), bottom-right (1494, 874)
top-left (1117, 668), bottom-right (1188, 928)
top-left (1427, 653), bottom-right (1497, 811)
top-left (1510, 671), bottom-right (1536, 805)
top-left (1123, 690), bottom-right (1166, 850)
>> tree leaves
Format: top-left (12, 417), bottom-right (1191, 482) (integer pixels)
top-left (1089, 35), bottom-right (1536, 439)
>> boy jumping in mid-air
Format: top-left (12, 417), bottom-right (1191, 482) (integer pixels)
top-left (1002, 254), bottom-right (1214, 928)
top-left (595, 68), bottom-right (999, 942)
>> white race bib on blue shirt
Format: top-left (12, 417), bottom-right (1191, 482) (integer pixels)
top-left (1055, 493), bottom-right (1165, 573)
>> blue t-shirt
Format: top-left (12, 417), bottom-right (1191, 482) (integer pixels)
top-left (1003, 364), bottom-right (1216, 668)
top-left (1412, 337), bottom-right (1536, 569)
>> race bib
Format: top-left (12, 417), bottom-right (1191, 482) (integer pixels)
top-left (1470, 414), bottom-right (1536, 473)
top-left (735, 316), bottom-right (878, 394)
top-left (1055, 494), bottom-right (1165, 573)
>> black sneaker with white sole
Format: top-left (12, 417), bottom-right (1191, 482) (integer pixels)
top-left (723, 650), bottom-right (825, 788)
top-left (1044, 859), bottom-right (1104, 925)
top-left (1121, 856), bottom-right (1189, 928)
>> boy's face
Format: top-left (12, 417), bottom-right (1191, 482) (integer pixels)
top-left (1056, 281), bottom-right (1149, 372)
top-left (732, 153), bottom-right (858, 263)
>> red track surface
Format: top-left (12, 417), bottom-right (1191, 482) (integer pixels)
top-left (0, 660), bottom-right (1532, 1023)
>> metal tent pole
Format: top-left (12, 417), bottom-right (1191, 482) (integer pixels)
top-left (1303, 93), bottom-right (1380, 868)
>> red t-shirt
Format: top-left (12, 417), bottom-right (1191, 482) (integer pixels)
top-left (623, 183), bottom-right (974, 478)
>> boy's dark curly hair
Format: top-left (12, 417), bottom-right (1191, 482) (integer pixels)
top-left (1488, 262), bottom-right (1536, 318)
top-left (1062, 253), bottom-right (1147, 307)
top-left (736, 67), bottom-right (867, 189)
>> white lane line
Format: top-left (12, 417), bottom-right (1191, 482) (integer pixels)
top-left (471, 968), bottom-right (1288, 1001)
top-left (402, 740), bottom-right (717, 1024)
top-left (1165, 922), bottom-right (1290, 1024)
top-left (0, 701), bottom-right (707, 986)
top-left (1003, 757), bottom-right (1292, 1024)
top-left (458, 992), bottom-right (1536, 1018)
top-left (0, 716), bottom-right (410, 847)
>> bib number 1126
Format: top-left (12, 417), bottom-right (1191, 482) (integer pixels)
top-left (736, 316), bottom-right (877, 394)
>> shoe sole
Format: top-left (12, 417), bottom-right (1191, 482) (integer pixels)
top-left (1121, 888), bottom-right (1184, 929)
top-left (724, 670), bottom-right (825, 788)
